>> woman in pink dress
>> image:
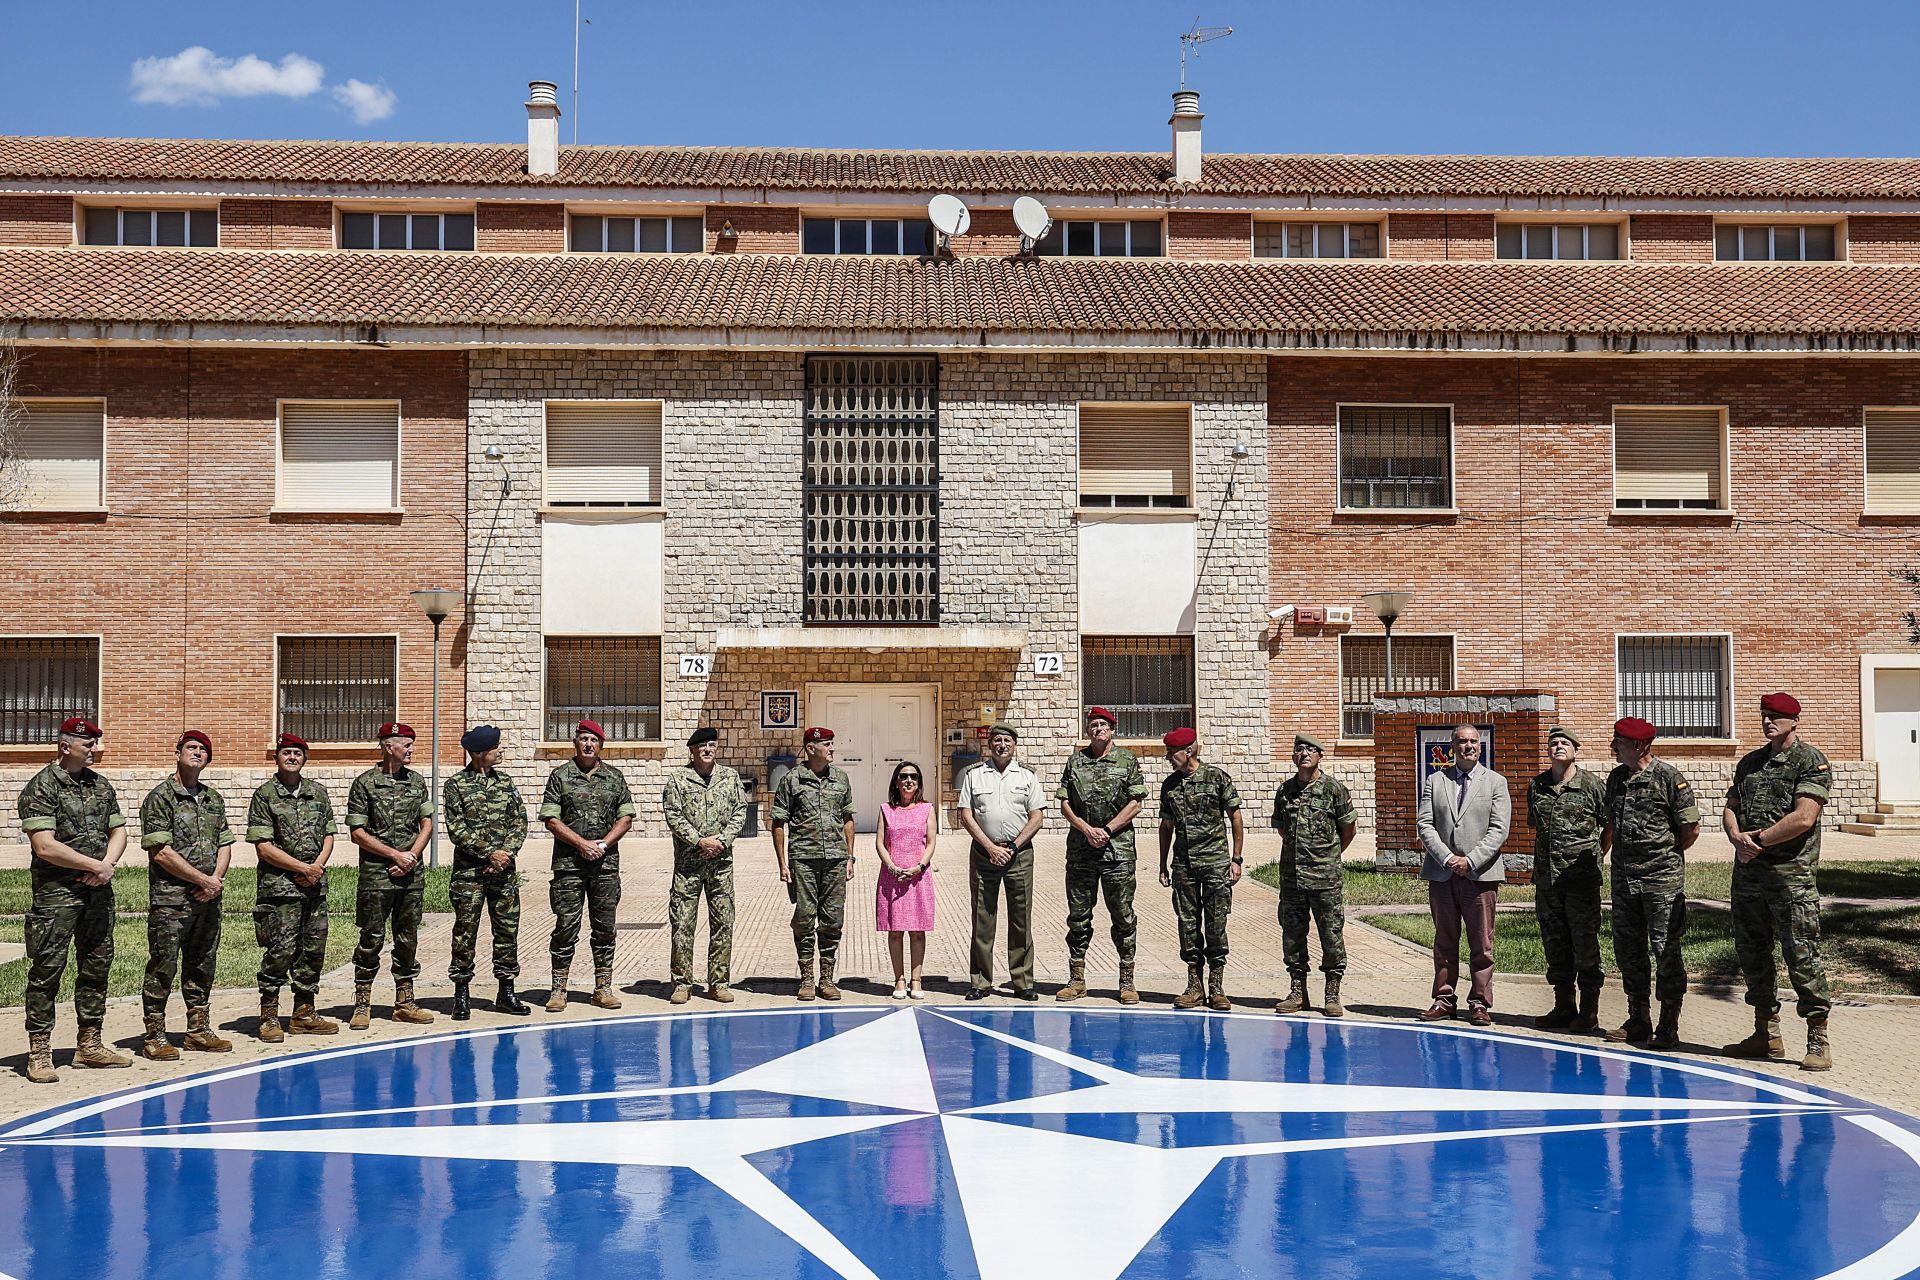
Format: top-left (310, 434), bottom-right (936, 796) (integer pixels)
top-left (875, 761), bottom-right (937, 999)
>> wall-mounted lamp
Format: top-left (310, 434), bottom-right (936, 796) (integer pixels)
top-left (484, 443), bottom-right (511, 496)
top-left (1231, 441), bottom-right (1250, 460)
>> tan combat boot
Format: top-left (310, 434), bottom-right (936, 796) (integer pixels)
top-left (1055, 959), bottom-right (1088, 1003)
top-left (142, 1013), bottom-right (181, 1062)
top-left (1117, 961), bottom-right (1140, 1006)
top-left (289, 1000), bottom-right (339, 1035)
top-left (815, 959), bottom-right (842, 1002)
top-left (1648, 1000), bottom-right (1683, 1052)
top-left (1172, 963), bottom-right (1205, 1010)
top-left (1570, 988), bottom-right (1602, 1034)
top-left (74, 1024), bottom-right (132, 1069)
top-left (797, 960), bottom-right (817, 1002)
top-left (669, 982), bottom-right (693, 1005)
top-left (546, 966), bottom-right (570, 1013)
top-left (259, 994), bottom-right (284, 1044)
top-left (1207, 964), bottom-right (1231, 1012)
top-left (392, 980), bottom-right (435, 1024)
top-left (183, 1006), bottom-right (234, 1053)
top-left (1322, 976), bottom-right (1346, 1020)
top-left (349, 982), bottom-right (373, 1030)
top-left (1722, 1008), bottom-right (1785, 1061)
top-left (590, 968), bottom-right (623, 1010)
top-left (1802, 1015), bottom-right (1833, 1072)
top-left (24, 1031), bottom-right (57, 1084)
top-left (1605, 996), bottom-right (1653, 1045)
top-left (1274, 976), bottom-right (1309, 1015)
top-left (708, 983), bottom-right (735, 1004)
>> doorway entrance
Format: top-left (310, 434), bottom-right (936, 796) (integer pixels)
top-left (1871, 665), bottom-right (1920, 804)
top-left (805, 683), bottom-right (940, 833)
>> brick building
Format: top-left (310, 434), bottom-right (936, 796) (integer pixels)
top-left (1, 85), bottom-right (1916, 836)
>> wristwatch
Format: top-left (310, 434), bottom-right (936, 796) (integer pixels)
top-left (1230, 856), bottom-right (1245, 864)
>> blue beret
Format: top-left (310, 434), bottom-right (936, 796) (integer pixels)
top-left (460, 725), bottom-right (501, 754)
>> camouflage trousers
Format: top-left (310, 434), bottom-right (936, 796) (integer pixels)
top-left (255, 894), bottom-right (329, 999)
top-left (1172, 858), bottom-right (1234, 967)
top-left (1535, 876), bottom-right (1605, 995)
top-left (970, 846), bottom-right (1035, 991)
top-left (353, 885), bottom-right (425, 982)
top-left (449, 871), bottom-right (521, 983)
top-left (788, 858), bottom-right (849, 968)
top-left (1732, 878), bottom-right (1831, 1020)
top-left (143, 898), bottom-right (223, 1015)
top-left (23, 886), bottom-right (115, 1032)
top-left (1612, 880), bottom-right (1688, 1003)
top-left (1064, 857), bottom-right (1136, 963)
top-left (1278, 880), bottom-right (1346, 978)
top-left (550, 863), bottom-right (621, 973)
top-left (668, 855), bottom-right (734, 987)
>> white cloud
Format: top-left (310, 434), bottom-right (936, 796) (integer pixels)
top-left (331, 79), bottom-right (398, 124)
top-left (129, 47), bottom-right (325, 107)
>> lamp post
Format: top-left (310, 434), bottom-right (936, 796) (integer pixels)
top-left (1362, 590), bottom-right (1415, 698)
top-left (409, 588), bottom-right (464, 869)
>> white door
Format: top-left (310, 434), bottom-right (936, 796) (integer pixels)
top-left (1874, 668), bottom-right (1920, 804)
top-left (807, 684), bottom-right (938, 832)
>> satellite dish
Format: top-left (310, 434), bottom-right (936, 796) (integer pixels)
top-left (1012, 196), bottom-right (1052, 252)
top-left (927, 193), bottom-right (971, 248)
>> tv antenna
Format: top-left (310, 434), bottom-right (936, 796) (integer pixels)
top-left (1012, 196), bottom-right (1052, 255)
top-left (927, 193), bottom-right (971, 252)
top-left (1179, 17), bottom-right (1234, 88)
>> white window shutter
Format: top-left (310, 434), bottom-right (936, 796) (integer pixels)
top-left (1614, 407), bottom-right (1724, 507)
top-left (279, 402), bottom-right (399, 510)
top-left (545, 402), bottom-right (664, 506)
top-left (1866, 409), bottom-right (1920, 513)
top-left (1078, 405), bottom-right (1191, 501)
top-left (17, 400), bottom-right (104, 509)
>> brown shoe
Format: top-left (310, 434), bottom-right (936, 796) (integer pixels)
top-left (142, 1012), bottom-right (181, 1061)
top-left (350, 981), bottom-right (373, 1030)
top-left (797, 960), bottom-right (817, 1002)
top-left (259, 994), bottom-right (285, 1044)
top-left (1418, 1000), bottom-right (1455, 1022)
top-left (1172, 963), bottom-right (1206, 1010)
top-left (1206, 964), bottom-right (1231, 1012)
top-left (669, 983), bottom-right (693, 1005)
top-left (392, 980), bottom-right (435, 1024)
top-left (546, 966), bottom-right (570, 1013)
top-left (590, 968), bottom-right (623, 1010)
top-left (1274, 977), bottom-right (1309, 1015)
top-left (183, 1006), bottom-right (234, 1053)
top-left (816, 975), bottom-right (842, 1002)
top-left (24, 1031), bottom-right (57, 1084)
top-left (1056, 959), bottom-right (1088, 1003)
top-left (289, 1000), bottom-right (339, 1035)
top-left (1322, 976), bottom-right (1346, 1020)
top-left (1467, 1004), bottom-right (1493, 1027)
top-left (1723, 1009), bottom-right (1786, 1061)
top-left (74, 1024), bottom-right (132, 1069)
top-left (1802, 1015), bottom-right (1833, 1072)
top-left (1117, 961), bottom-right (1140, 1006)
top-left (707, 983), bottom-right (735, 1004)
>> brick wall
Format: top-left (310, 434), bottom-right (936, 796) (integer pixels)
top-left (477, 202), bottom-right (567, 253)
top-left (1630, 214), bottom-right (1714, 262)
top-left (1386, 212), bottom-right (1494, 260)
top-left (1846, 216), bottom-right (1920, 265)
top-left (948, 208), bottom-right (1021, 258)
top-left (217, 199), bottom-right (333, 250)
top-left (0, 195), bottom-right (72, 246)
top-left (1168, 211), bottom-right (1252, 261)
top-left (706, 206), bottom-right (799, 253)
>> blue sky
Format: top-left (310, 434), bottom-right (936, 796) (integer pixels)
top-left (4, 0), bottom-right (1919, 157)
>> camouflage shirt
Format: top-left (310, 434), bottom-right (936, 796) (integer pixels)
top-left (246, 775), bottom-right (336, 900)
top-left (1271, 772), bottom-right (1357, 890)
top-left (17, 761), bottom-right (125, 903)
top-left (1160, 764), bottom-right (1243, 867)
top-left (662, 764), bottom-right (748, 861)
top-left (1605, 758), bottom-right (1701, 887)
top-left (346, 766), bottom-right (433, 889)
top-left (540, 759), bottom-right (636, 873)
top-left (1057, 745), bottom-right (1148, 864)
top-left (1527, 765), bottom-right (1608, 888)
top-left (139, 776), bottom-right (236, 908)
top-left (1726, 738), bottom-right (1832, 882)
top-left (771, 765), bottom-right (855, 861)
top-left (443, 765), bottom-right (528, 872)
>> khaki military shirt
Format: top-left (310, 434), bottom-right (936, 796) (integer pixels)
top-left (443, 766), bottom-right (528, 873)
top-left (541, 759), bottom-right (636, 873)
top-left (140, 776), bottom-right (236, 908)
top-left (1272, 772), bottom-right (1356, 890)
top-left (17, 761), bottom-right (124, 904)
top-left (346, 766), bottom-right (432, 889)
top-left (1161, 763), bottom-right (1243, 867)
top-left (662, 764), bottom-right (748, 862)
top-left (1727, 738), bottom-right (1832, 885)
top-left (1527, 765), bottom-right (1608, 888)
top-left (771, 765), bottom-right (855, 861)
top-left (1057, 745), bottom-right (1148, 865)
top-left (246, 775), bottom-right (336, 900)
top-left (958, 759), bottom-right (1047, 850)
top-left (1605, 757), bottom-right (1700, 888)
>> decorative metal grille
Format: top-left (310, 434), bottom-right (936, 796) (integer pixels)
top-left (0, 638), bottom-right (99, 744)
top-left (545, 637), bottom-right (662, 742)
top-left (1338, 406), bottom-right (1453, 510)
top-left (277, 637), bottom-right (397, 744)
top-left (1340, 635), bottom-right (1455, 738)
top-left (1082, 637), bottom-right (1195, 739)
top-left (1618, 636), bottom-right (1729, 738)
top-left (804, 356), bottom-right (940, 625)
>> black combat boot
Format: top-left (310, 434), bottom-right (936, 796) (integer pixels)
top-left (451, 981), bottom-right (471, 1021)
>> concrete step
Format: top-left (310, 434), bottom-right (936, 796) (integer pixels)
top-left (1841, 823), bottom-right (1888, 836)
top-left (1878, 802), bottom-right (1920, 817)
top-left (1852, 812), bottom-right (1920, 829)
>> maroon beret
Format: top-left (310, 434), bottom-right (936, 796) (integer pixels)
top-left (1163, 727), bottom-right (1198, 751)
top-left (377, 722), bottom-right (416, 741)
top-left (575, 718), bottom-right (605, 740)
top-left (176, 729), bottom-right (213, 761)
top-left (59, 716), bottom-right (102, 740)
top-left (1761, 692), bottom-right (1802, 718)
top-left (803, 726), bottom-right (835, 744)
top-left (1613, 717), bottom-right (1658, 743)
top-left (275, 733), bottom-right (309, 752)
top-left (1085, 706), bottom-right (1118, 726)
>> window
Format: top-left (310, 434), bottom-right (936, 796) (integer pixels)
top-left (1618, 635), bottom-right (1730, 739)
top-left (340, 212), bottom-right (475, 251)
top-left (1035, 220), bottom-right (1164, 258)
top-left (1339, 635), bottom-right (1454, 739)
top-left (1082, 637), bottom-right (1194, 738)
top-left (0, 638), bottom-right (99, 745)
top-left (802, 218), bottom-right (935, 255)
top-left (1254, 222), bottom-right (1381, 259)
top-left (544, 637), bottom-right (661, 741)
top-left (570, 215), bottom-right (704, 253)
top-left (276, 637), bottom-right (396, 743)
top-left (1495, 223), bottom-right (1621, 261)
top-left (1613, 407), bottom-right (1726, 511)
top-left (1338, 405), bottom-right (1452, 510)
top-left (803, 355), bottom-right (939, 624)
top-left (82, 207), bottom-right (216, 248)
top-left (13, 399), bottom-right (104, 509)
top-left (278, 401), bottom-right (400, 511)
top-left (544, 402), bottom-right (664, 507)
top-left (1714, 224), bottom-right (1837, 262)
top-left (1078, 404), bottom-right (1191, 507)
top-left (1866, 409), bottom-right (1920, 514)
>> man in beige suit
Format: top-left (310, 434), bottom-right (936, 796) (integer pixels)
top-left (1415, 724), bottom-right (1511, 1025)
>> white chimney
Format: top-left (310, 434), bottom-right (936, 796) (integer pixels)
top-left (526, 80), bottom-right (560, 177)
top-left (1170, 89), bottom-right (1203, 184)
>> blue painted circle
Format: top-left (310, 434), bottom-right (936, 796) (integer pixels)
top-left (0, 1008), bottom-right (1916, 1280)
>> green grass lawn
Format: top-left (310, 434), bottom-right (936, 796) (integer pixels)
top-left (0, 867), bottom-right (456, 917)
top-left (1251, 859), bottom-right (1920, 907)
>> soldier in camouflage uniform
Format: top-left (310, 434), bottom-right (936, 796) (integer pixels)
top-left (1603, 716), bottom-right (1700, 1049)
top-left (1527, 726), bottom-right (1610, 1034)
top-left (16, 717), bottom-right (131, 1082)
top-left (772, 726), bottom-right (857, 1001)
top-left (1270, 734), bottom-right (1357, 1019)
top-left (541, 718), bottom-right (634, 1012)
top-left (247, 732), bottom-right (338, 1043)
top-left (347, 721), bottom-right (436, 1029)
top-left (138, 729), bottom-right (236, 1060)
top-left (1056, 706), bottom-right (1148, 1004)
top-left (443, 724), bottom-right (528, 1020)
top-left (1722, 691), bottom-right (1835, 1071)
top-left (1156, 727), bottom-right (1245, 1011)
top-left (661, 727), bottom-right (747, 1004)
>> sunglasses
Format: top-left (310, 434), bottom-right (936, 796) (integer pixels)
top-left (898, 774), bottom-right (921, 782)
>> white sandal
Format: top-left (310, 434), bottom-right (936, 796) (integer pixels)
top-left (892, 980), bottom-right (908, 1000)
